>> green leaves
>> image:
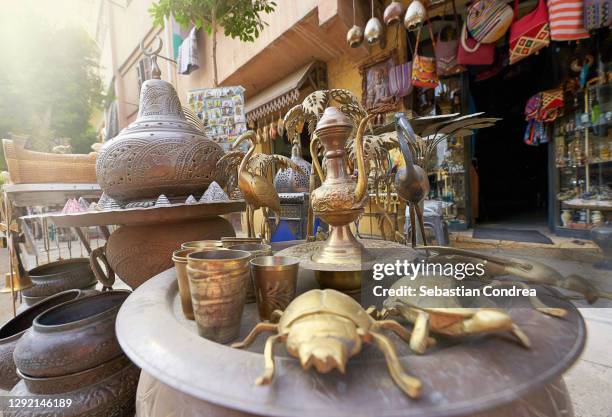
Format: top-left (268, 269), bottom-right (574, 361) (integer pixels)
top-left (149, 0), bottom-right (276, 43)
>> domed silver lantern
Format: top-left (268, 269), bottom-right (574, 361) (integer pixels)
top-left (347, 25), bottom-right (364, 48)
top-left (96, 38), bottom-right (224, 203)
top-left (384, 1), bottom-right (404, 26)
top-left (404, 0), bottom-right (427, 32)
top-left (274, 140), bottom-right (311, 193)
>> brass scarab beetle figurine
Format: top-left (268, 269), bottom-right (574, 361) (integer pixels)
top-left (232, 289), bottom-right (426, 398)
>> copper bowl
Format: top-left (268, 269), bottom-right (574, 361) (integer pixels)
top-left (22, 258), bottom-right (96, 299)
top-left (0, 289), bottom-right (91, 390)
top-left (14, 290), bottom-right (130, 378)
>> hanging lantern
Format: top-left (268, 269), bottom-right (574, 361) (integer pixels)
top-left (404, 0), bottom-right (427, 32)
top-left (347, 25), bottom-right (364, 47)
top-left (384, 1), bottom-right (404, 26)
top-left (364, 0), bottom-right (383, 45)
top-left (347, 0), bottom-right (364, 47)
top-left (96, 38), bottom-right (224, 203)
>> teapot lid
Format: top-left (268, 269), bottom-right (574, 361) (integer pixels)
top-left (315, 107), bottom-right (353, 132)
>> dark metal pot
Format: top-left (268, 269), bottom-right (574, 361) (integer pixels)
top-left (591, 222), bottom-right (612, 269)
top-left (9, 360), bottom-right (139, 417)
top-left (17, 354), bottom-right (132, 394)
top-left (22, 258), bottom-right (96, 299)
top-left (13, 290), bottom-right (130, 378)
top-left (0, 290), bottom-right (89, 390)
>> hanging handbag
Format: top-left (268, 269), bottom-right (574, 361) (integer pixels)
top-left (547, 0), bottom-right (590, 40)
top-left (435, 0), bottom-right (466, 76)
top-left (457, 23), bottom-right (496, 65)
top-left (509, 0), bottom-right (550, 65)
top-left (389, 62), bottom-right (413, 97)
top-left (583, 0), bottom-right (612, 29)
top-left (411, 20), bottom-right (440, 89)
top-left (467, 0), bottom-right (514, 43)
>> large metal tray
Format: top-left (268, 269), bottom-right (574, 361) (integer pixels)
top-left (116, 262), bottom-right (585, 417)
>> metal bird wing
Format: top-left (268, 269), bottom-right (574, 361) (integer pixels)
top-left (248, 153), bottom-right (305, 177)
top-left (217, 150), bottom-right (245, 176)
top-left (182, 106), bottom-right (205, 132)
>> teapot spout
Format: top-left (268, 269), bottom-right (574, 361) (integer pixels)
top-left (354, 114), bottom-right (375, 204)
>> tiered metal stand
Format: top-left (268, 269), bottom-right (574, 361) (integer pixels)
top-left (47, 201), bottom-right (244, 289)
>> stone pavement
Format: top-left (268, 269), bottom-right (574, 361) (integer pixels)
top-left (0, 244), bottom-right (610, 416)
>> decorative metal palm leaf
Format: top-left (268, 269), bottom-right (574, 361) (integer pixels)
top-left (370, 113), bottom-right (500, 168)
top-left (283, 89), bottom-right (367, 143)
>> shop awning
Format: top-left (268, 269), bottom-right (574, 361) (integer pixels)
top-left (245, 61), bottom-right (325, 123)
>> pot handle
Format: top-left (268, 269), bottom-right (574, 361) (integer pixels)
top-left (90, 245), bottom-right (115, 291)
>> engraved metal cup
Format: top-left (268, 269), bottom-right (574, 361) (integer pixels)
top-left (250, 256), bottom-right (299, 321)
top-left (172, 247), bottom-right (227, 320)
top-left (187, 250), bottom-right (251, 343)
top-left (181, 240), bottom-right (223, 250)
top-left (228, 244), bottom-right (273, 303)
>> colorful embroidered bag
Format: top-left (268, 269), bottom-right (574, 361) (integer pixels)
top-left (467, 0), bottom-right (514, 43)
top-left (509, 0), bottom-right (550, 65)
top-left (457, 23), bottom-right (496, 65)
top-left (583, 0), bottom-right (612, 29)
top-left (411, 22), bottom-right (440, 89)
top-left (389, 62), bottom-right (413, 98)
top-left (547, 0), bottom-right (590, 40)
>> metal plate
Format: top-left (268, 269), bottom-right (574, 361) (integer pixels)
top-left (46, 201), bottom-right (245, 227)
top-left (116, 267), bottom-right (586, 417)
top-left (277, 240), bottom-right (419, 271)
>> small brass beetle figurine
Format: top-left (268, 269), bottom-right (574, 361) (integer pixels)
top-left (382, 276), bottom-right (532, 354)
top-left (232, 289), bottom-right (426, 398)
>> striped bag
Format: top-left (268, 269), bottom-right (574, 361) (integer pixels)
top-left (547, 0), bottom-right (590, 40)
top-left (467, 0), bottom-right (514, 43)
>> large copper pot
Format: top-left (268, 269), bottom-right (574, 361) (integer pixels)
top-left (96, 64), bottom-right (224, 203)
top-left (97, 217), bottom-right (234, 289)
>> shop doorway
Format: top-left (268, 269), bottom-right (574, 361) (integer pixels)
top-left (470, 52), bottom-right (555, 228)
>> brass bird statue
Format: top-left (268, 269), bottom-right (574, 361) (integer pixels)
top-left (395, 113), bottom-right (430, 248)
top-left (394, 112), bottom-right (499, 247)
top-left (217, 131), bottom-right (304, 240)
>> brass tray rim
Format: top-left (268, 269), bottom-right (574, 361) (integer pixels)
top-left (116, 267), bottom-right (586, 417)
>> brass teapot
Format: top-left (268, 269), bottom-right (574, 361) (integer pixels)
top-left (310, 107), bottom-right (374, 264)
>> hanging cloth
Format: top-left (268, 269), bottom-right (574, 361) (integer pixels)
top-left (177, 27), bottom-right (200, 75)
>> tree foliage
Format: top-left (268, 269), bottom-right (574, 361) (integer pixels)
top-left (150, 0), bottom-right (276, 86)
top-left (0, 10), bottom-right (103, 156)
top-left (150, 0), bottom-right (276, 41)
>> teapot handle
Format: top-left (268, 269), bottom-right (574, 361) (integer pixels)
top-left (90, 245), bottom-right (115, 291)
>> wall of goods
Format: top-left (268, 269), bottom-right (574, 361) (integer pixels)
top-left (187, 87), bottom-right (248, 152)
top-left (338, 0), bottom-right (612, 231)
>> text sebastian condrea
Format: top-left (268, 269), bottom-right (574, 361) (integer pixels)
top-left (373, 285), bottom-right (537, 298)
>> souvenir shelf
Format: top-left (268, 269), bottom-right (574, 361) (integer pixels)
top-left (553, 80), bottom-right (612, 238)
